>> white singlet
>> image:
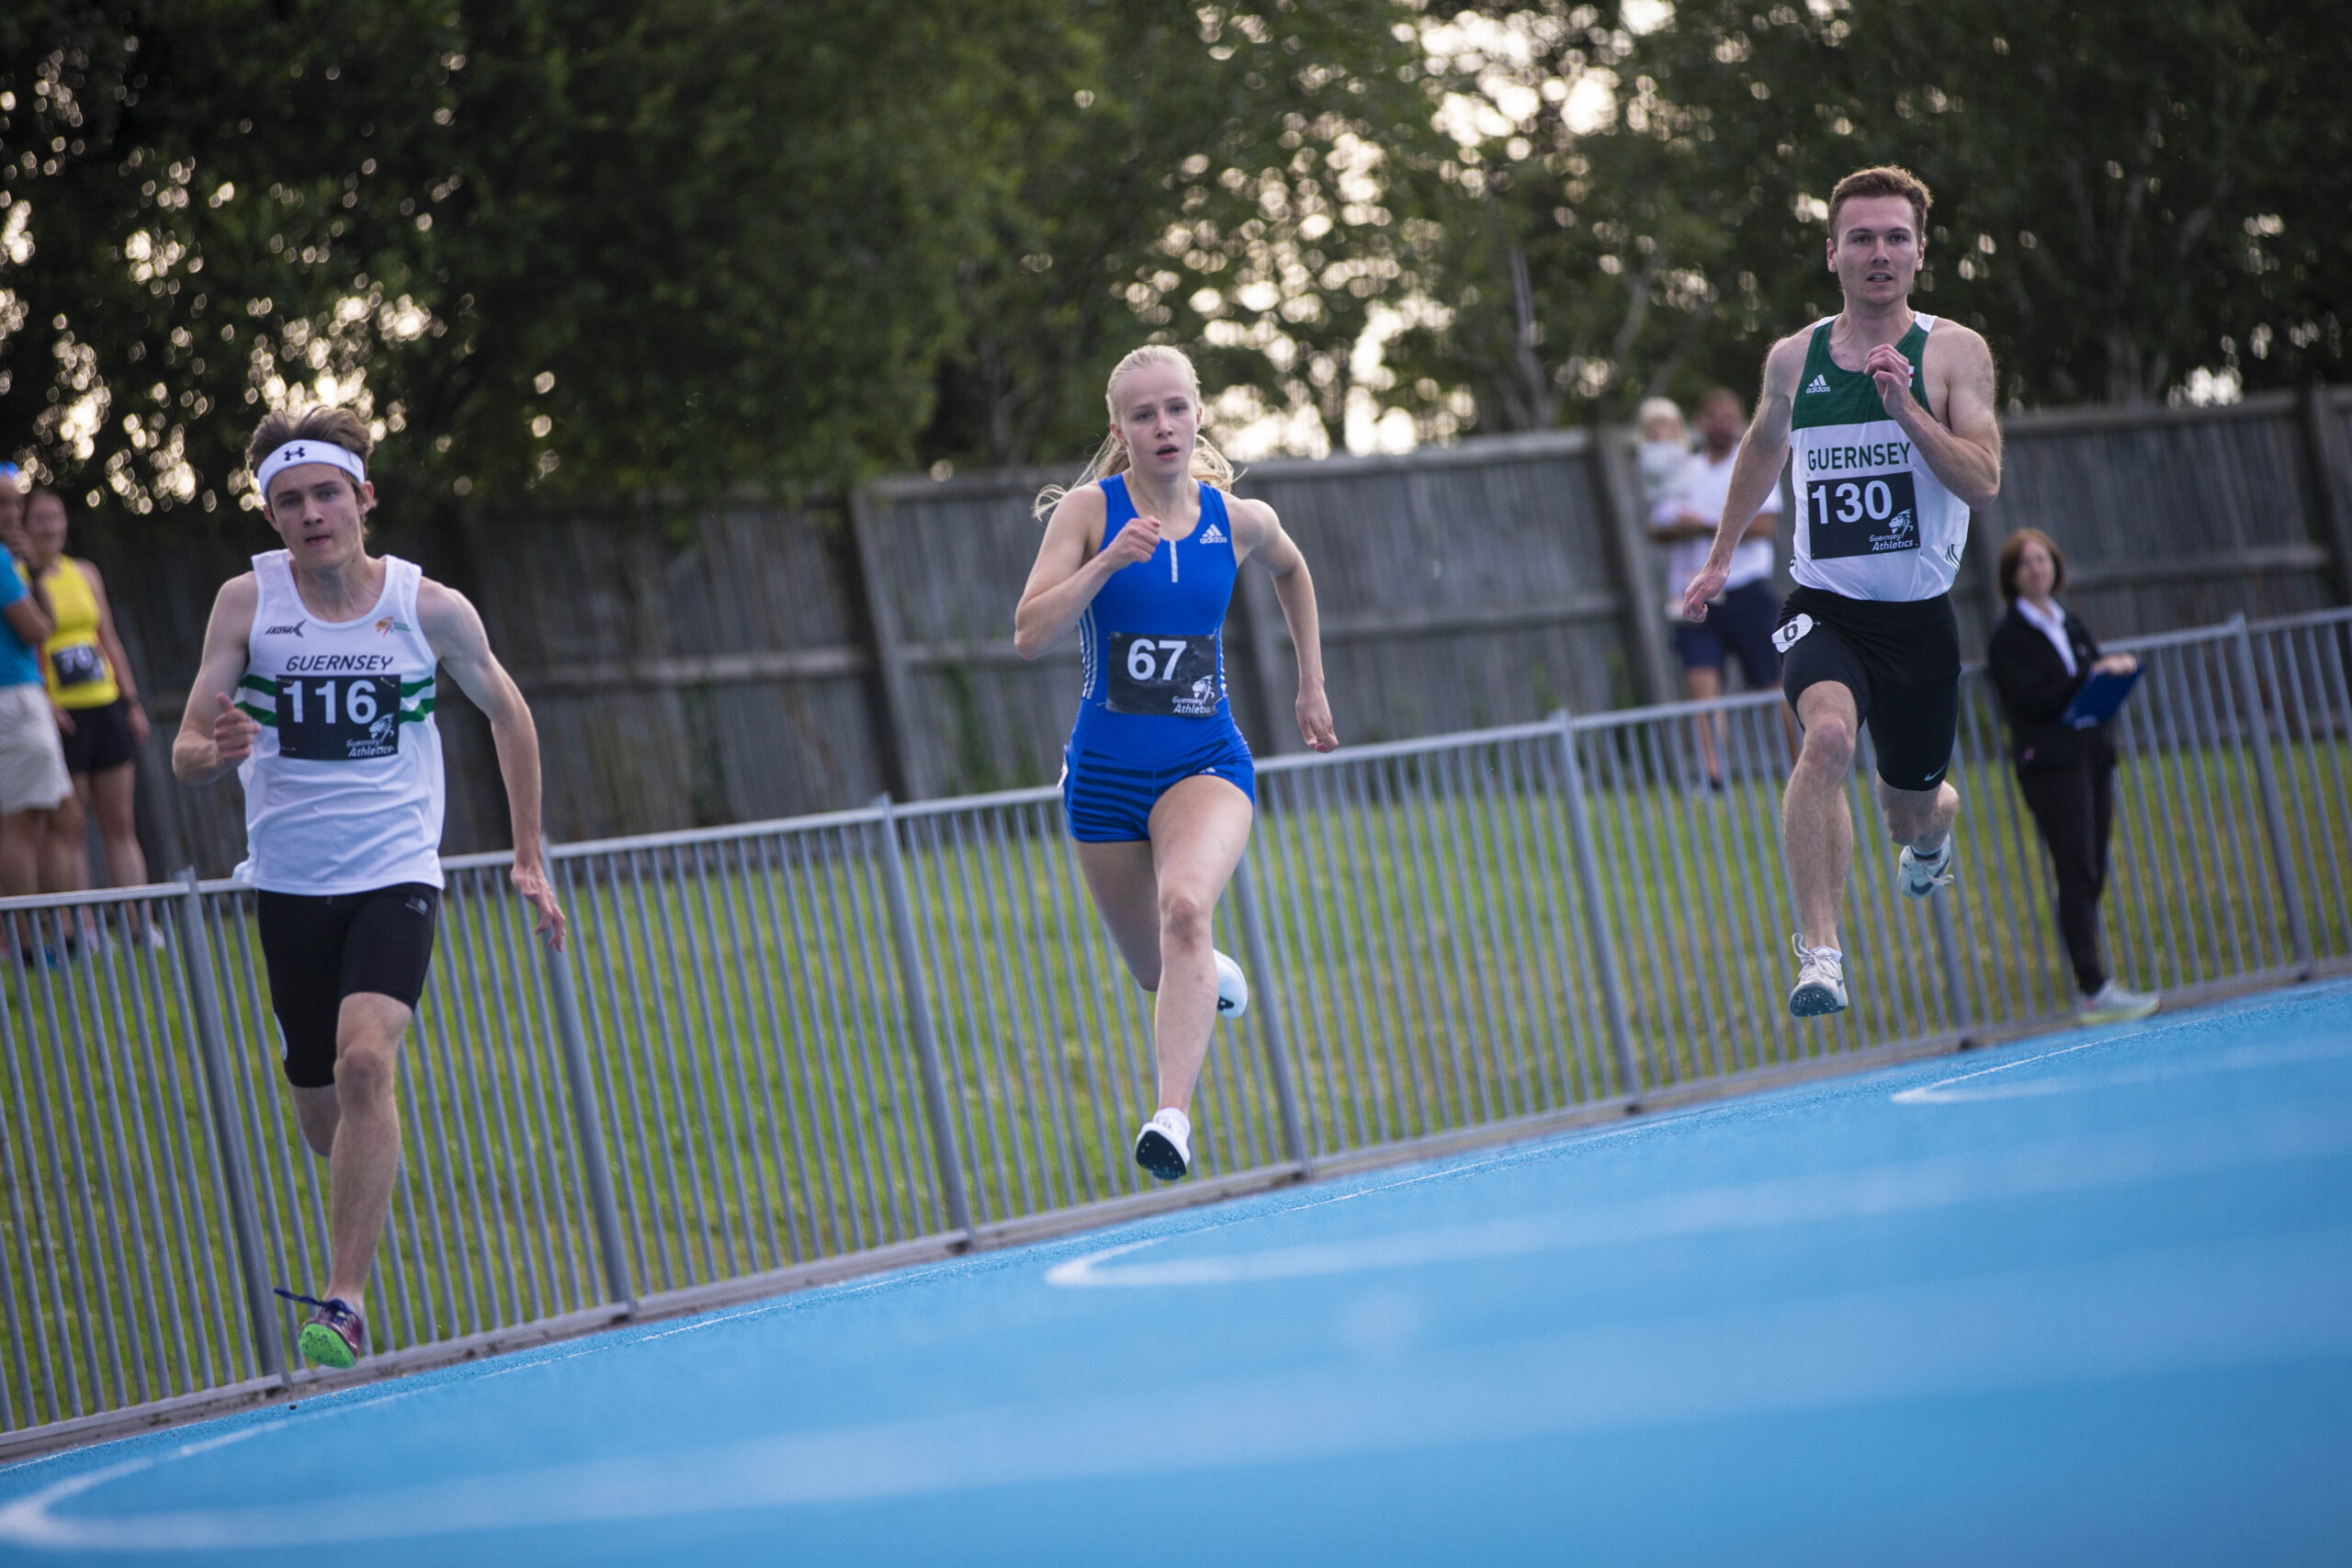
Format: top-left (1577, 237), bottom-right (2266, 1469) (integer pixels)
top-left (232, 551), bottom-right (445, 894)
top-left (1786, 312), bottom-right (1972, 602)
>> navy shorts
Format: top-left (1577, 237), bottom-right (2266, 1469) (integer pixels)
top-left (1062, 725), bottom-right (1255, 842)
top-left (1673, 578), bottom-right (1782, 689)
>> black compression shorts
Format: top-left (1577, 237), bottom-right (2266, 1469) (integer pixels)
top-left (255, 883), bottom-right (440, 1087)
top-left (1774, 586), bottom-right (1962, 793)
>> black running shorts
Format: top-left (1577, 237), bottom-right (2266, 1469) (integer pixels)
top-left (58, 697), bottom-right (139, 776)
top-left (255, 883), bottom-right (440, 1088)
top-left (1774, 586), bottom-right (1962, 793)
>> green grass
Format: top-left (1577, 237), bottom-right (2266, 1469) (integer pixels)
top-left (5, 732), bottom-right (2346, 1432)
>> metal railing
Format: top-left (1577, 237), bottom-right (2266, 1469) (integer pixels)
top-left (5, 609), bottom-right (2347, 1446)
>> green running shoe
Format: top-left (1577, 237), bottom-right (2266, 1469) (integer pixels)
top-left (275, 1288), bottom-right (366, 1369)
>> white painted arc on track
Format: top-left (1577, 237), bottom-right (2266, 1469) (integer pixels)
top-left (1044, 1099), bottom-right (2352, 1289)
top-left (6, 1227), bottom-right (2351, 1551)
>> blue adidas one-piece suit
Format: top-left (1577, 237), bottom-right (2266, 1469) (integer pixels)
top-left (1060, 474), bottom-right (1256, 841)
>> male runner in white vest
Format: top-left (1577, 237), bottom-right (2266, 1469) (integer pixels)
top-left (174, 406), bottom-right (566, 1368)
top-left (1680, 165), bottom-right (2001, 1018)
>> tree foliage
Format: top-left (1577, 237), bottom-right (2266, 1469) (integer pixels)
top-left (3, 1), bottom-right (2345, 517)
top-left (1392, 0), bottom-right (2350, 427)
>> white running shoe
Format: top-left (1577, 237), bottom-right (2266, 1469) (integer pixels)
top-left (1788, 933), bottom-right (1849, 1018)
top-left (1213, 949), bottom-right (1250, 1018)
top-left (1898, 837), bottom-right (1955, 899)
top-left (1133, 1107), bottom-right (1193, 1181)
top-left (2078, 981), bottom-right (2160, 1025)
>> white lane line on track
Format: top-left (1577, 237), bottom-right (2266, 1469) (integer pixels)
top-left (1044, 1099), bottom-right (2352, 1289)
top-left (6, 1226), bottom-right (2349, 1551)
top-left (1892, 1032), bottom-right (2352, 1106)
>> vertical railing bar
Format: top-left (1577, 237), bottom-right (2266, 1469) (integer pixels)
top-left (143, 902), bottom-right (235, 1392)
top-left (1033, 807), bottom-right (1117, 1199)
top-left (0, 963), bottom-right (69, 1423)
top-left (217, 901), bottom-right (319, 1320)
top-left (2228, 614), bottom-right (2317, 977)
top-left (2177, 640), bottom-right (2258, 976)
top-left (1370, 756), bottom-right (1474, 1134)
top-left (1231, 855), bottom-right (1310, 1176)
top-left (1426, 749), bottom-right (1521, 1119)
top-left (1270, 771), bottom-right (1363, 1152)
top-left (680, 841), bottom-right (779, 1273)
top-left (721, 833), bottom-right (814, 1269)
top-left (108, 902), bottom-right (205, 1394)
top-left (930, 813), bottom-right (1023, 1221)
top-left (735, 834), bottom-right (821, 1265)
top-left (801, 830), bottom-right (892, 1247)
top-left (1553, 714), bottom-right (1643, 1103)
top-left (872, 795), bottom-right (975, 1245)
top-left (175, 868), bottom-right (285, 1385)
top-left (539, 873), bottom-right (638, 1314)
top-left (842, 829), bottom-right (929, 1240)
top-left (93, 921), bottom-right (189, 1401)
top-left (654, 843), bottom-right (747, 1281)
top-left (1305, 764), bottom-right (1396, 1145)
top-left (627, 848), bottom-right (720, 1283)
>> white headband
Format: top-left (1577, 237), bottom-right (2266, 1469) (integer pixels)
top-left (255, 440), bottom-right (368, 498)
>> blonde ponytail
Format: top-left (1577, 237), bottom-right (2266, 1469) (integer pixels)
top-left (1033, 344), bottom-right (1241, 521)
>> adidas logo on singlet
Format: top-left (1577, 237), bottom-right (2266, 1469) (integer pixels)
top-left (1198, 522), bottom-right (1227, 544)
top-left (1804, 374), bottom-right (1832, 394)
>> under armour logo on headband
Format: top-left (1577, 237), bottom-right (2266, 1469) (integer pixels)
top-left (255, 439), bottom-right (368, 496)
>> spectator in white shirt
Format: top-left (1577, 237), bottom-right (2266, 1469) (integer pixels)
top-left (1656, 388), bottom-right (1787, 788)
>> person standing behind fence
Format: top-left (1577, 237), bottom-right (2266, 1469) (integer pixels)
top-left (1681, 165), bottom-right (2001, 1019)
top-left (173, 406), bottom-right (566, 1370)
top-left (21, 485), bottom-right (159, 944)
top-left (1987, 529), bottom-right (2159, 1025)
top-left (1017, 344), bottom-right (1338, 1182)
top-left (1653, 388), bottom-right (1786, 790)
top-left (0, 465), bottom-right (71, 963)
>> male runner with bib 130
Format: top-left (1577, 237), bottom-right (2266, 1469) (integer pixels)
top-left (1681, 165), bottom-right (2001, 1018)
top-left (1018, 344), bottom-right (1337, 1182)
top-left (174, 407), bottom-right (565, 1368)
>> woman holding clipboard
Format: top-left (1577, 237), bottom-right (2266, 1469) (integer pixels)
top-left (1987, 528), bottom-right (2159, 1024)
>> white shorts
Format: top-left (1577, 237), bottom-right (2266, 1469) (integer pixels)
top-left (0, 682), bottom-right (73, 815)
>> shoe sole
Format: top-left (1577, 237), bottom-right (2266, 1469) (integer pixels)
top-left (299, 1321), bottom-right (359, 1370)
top-left (1134, 1130), bottom-right (1188, 1182)
top-left (2078, 999), bottom-right (2161, 1026)
top-left (1788, 981), bottom-right (1849, 1018)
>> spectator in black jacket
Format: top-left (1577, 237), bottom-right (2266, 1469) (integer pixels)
top-left (1987, 528), bottom-right (2158, 1024)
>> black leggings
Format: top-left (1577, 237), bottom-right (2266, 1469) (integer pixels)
top-left (2016, 760), bottom-right (2115, 996)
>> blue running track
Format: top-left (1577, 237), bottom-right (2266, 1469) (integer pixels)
top-left (5, 982), bottom-right (2350, 1564)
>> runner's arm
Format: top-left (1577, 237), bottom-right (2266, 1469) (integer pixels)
top-left (1873, 327), bottom-right (2001, 509)
top-left (172, 575), bottom-right (259, 784)
top-left (1234, 498), bottom-right (1337, 752)
top-left (1014, 486), bottom-right (1154, 658)
top-left (1682, 335), bottom-right (1804, 621)
top-left (420, 581), bottom-right (566, 950)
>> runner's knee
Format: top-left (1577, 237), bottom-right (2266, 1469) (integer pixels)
top-left (1157, 884), bottom-right (1212, 945)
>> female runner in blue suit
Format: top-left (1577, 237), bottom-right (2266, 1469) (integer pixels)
top-left (1016, 345), bottom-right (1338, 1181)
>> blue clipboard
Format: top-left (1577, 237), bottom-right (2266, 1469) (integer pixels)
top-left (2061, 667), bottom-right (2139, 728)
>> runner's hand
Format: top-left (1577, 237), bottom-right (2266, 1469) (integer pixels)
top-left (1296, 682), bottom-right (1338, 753)
top-left (1680, 563), bottom-right (1729, 622)
top-left (126, 699), bottom-right (151, 745)
top-left (511, 858), bottom-right (568, 952)
top-left (51, 701), bottom-right (74, 735)
top-left (1099, 514), bottom-right (1161, 571)
top-left (1864, 343), bottom-right (1916, 419)
top-left (212, 691), bottom-right (258, 764)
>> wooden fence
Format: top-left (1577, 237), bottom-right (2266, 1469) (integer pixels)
top-left (75, 386), bottom-right (2352, 875)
